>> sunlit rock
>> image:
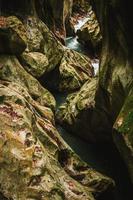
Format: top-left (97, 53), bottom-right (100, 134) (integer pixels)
top-left (19, 52), bottom-right (49, 78)
top-left (59, 48), bottom-right (94, 91)
top-left (0, 55), bottom-right (55, 111)
top-left (0, 81), bottom-right (114, 200)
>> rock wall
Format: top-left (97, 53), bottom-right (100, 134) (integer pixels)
top-left (56, 0), bottom-right (133, 184)
top-left (36, 0), bottom-right (74, 41)
top-left (0, 0), bottom-right (114, 199)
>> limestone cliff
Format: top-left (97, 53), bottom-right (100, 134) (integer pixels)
top-left (0, 0), bottom-right (114, 199)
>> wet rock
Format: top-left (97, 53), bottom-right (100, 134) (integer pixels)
top-left (38, 19), bottom-right (64, 72)
top-left (0, 1), bottom-right (116, 199)
top-left (40, 46), bottom-right (94, 92)
top-left (25, 17), bottom-right (44, 52)
top-left (113, 87), bottom-right (133, 184)
top-left (90, 0), bottom-right (133, 182)
top-left (0, 55), bottom-right (55, 111)
top-left (0, 81), bottom-right (114, 200)
top-left (56, 78), bottom-right (112, 142)
top-left (19, 52), bottom-right (49, 78)
top-left (66, 18), bottom-right (76, 37)
top-left (0, 16), bottom-right (27, 54)
top-left (59, 0), bottom-right (133, 144)
top-left (37, 18), bottom-right (94, 91)
top-left (36, 0), bottom-right (73, 42)
top-left (0, 15), bottom-right (93, 92)
top-left (58, 48), bottom-right (94, 91)
top-left (73, 0), bottom-right (88, 12)
top-left (76, 9), bottom-right (102, 53)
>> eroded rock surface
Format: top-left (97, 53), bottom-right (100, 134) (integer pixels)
top-left (0, 2), bottom-right (115, 199)
top-left (36, 0), bottom-right (74, 42)
top-left (20, 15), bottom-right (93, 92)
top-left (0, 81), bottom-right (114, 200)
top-left (56, 0), bottom-right (133, 186)
top-left (56, 78), bottom-right (112, 142)
top-left (20, 52), bottom-right (49, 78)
top-left (113, 87), bottom-right (133, 183)
top-left (0, 16), bottom-right (27, 54)
top-left (0, 55), bottom-right (55, 111)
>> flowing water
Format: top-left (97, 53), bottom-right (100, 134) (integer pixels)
top-left (0, 14), bottom-right (132, 200)
top-left (65, 16), bottom-right (90, 56)
top-left (53, 92), bottom-right (133, 200)
top-left (54, 16), bottom-right (133, 200)
top-left (74, 16), bottom-right (90, 32)
top-left (65, 17), bottom-right (99, 76)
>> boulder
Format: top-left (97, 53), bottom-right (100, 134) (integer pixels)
top-left (37, 18), bottom-right (94, 91)
top-left (0, 55), bottom-right (55, 111)
top-left (56, 78), bottom-right (112, 142)
top-left (59, 48), bottom-right (94, 91)
top-left (38, 19), bottom-right (65, 72)
top-left (0, 16), bottom-right (27, 54)
top-left (19, 52), bottom-right (49, 78)
top-left (24, 16), bottom-right (45, 52)
top-left (0, 15), bottom-right (93, 93)
top-left (0, 81), bottom-right (114, 200)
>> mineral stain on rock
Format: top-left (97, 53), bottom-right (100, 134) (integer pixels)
top-left (0, 0), bottom-right (133, 200)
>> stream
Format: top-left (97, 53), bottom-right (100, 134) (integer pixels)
top-left (55, 17), bottom-right (133, 200)
top-left (65, 16), bottom-right (99, 76)
top-left (0, 14), bottom-right (132, 200)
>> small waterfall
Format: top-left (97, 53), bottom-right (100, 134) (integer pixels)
top-left (92, 59), bottom-right (99, 75)
top-left (74, 16), bottom-right (90, 32)
top-left (65, 14), bottom-right (99, 76)
top-left (65, 17), bottom-right (91, 53)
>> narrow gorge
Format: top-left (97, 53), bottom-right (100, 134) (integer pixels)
top-left (0, 1), bottom-right (133, 200)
